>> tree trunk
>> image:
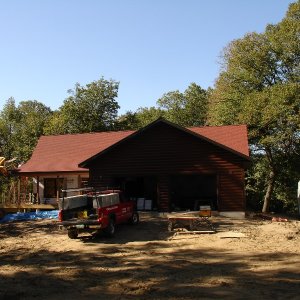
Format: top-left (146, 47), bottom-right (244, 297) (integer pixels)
top-left (262, 148), bottom-right (276, 213)
top-left (262, 169), bottom-right (275, 212)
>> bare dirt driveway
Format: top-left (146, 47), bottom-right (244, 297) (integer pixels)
top-left (0, 213), bottom-right (299, 300)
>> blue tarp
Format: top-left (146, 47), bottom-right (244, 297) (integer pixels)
top-left (0, 210), bottom-right (59, 223)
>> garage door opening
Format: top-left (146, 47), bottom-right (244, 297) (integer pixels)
top-left (114, 176), bottom-right (158, 210)
top-left (170, 174), bottom-right (218, 211)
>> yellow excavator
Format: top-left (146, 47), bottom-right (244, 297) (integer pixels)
top-left (0, 157), bottom-right (17, 176)
top-left (0, 157), bottom-right (8, 176)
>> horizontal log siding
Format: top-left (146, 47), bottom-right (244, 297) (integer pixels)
top-left (218, 170), bottom-right (245, 211)
top-left (88, 123), bottom-right (247, 211)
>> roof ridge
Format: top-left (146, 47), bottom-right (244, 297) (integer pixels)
top-left (41, 124), bottom-right (247, 138)
top-left (188, 124), bottom-right (247, 129)
top-left (42, 130), bottom-right (135, 138)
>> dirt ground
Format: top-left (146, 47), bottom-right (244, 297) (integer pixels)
top-left (0, 213), bottom-right (299, 300)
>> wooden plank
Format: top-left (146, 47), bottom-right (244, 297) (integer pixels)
top-left (168, 216), bottom-right (206, 220)
top-left (217, 231), bottom-right (246, 238)
top-left (173, 230), bottom-right (215, 234)
top-left (0, 204), bottom-right (57, 210)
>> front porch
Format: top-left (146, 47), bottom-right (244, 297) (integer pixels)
top-left (1, 172), bottom-right (89, 208)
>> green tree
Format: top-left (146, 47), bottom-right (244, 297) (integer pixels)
top-left (208, 1), bottom-right (300, 212)
top-left (45, 78), bottom-right (120, 134)
top-left (15, 100), bottom-right (52, 160)
top-left (0, 98), bottom-right (52, 162)
top-left (158, 83), bottom-right (208, 127)
top-left (43, 110), bottom-right (69, 135)
top-left (0, 97), bottom-right (19, 159)
top-left (115, 111), bottom-right (141, 130)
top-left (117, 107), bottom-right (165, 130)
top-left (121, 83), bottom-right (209, 130)
top-left (135, 107), bottom-right (166, 128)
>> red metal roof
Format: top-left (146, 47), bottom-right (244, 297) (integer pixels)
top-left (19, 122), bottom-right (249, 174)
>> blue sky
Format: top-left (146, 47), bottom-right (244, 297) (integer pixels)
top-left (0, 0), bottom-right (293, 115)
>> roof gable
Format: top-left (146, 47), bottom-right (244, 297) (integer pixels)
top-left (79, 118), bottom-right (250, 167)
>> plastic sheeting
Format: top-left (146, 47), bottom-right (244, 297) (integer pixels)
top-left (0, 210), bottom-right (59, 223)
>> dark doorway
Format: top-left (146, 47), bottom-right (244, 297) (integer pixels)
top-left (170, 174), bottom-right (217, 211)
top-left (114, 176), bottom-right (158, 210)
top-left (44, 178), bottom-right (64, 198)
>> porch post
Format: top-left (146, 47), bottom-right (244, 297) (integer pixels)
top-left (36, 176), bottom-right (40, 204)
top-left (78, 174), bottom-right (81, 189)
top-left (17, 177), bottom-right (21, 204)
top-left (56, 176), bottom-right (60, 203)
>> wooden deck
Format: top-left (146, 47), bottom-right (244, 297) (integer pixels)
top-left (0, 203), bottom-right (58, 214)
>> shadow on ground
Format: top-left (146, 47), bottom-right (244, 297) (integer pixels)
top-left (0, 216), bottom-right (299, 300)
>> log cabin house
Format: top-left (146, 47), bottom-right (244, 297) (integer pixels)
top-left (18, 119), bottom-right (250, 217)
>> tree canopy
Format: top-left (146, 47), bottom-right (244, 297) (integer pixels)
top-left (45, 78), bottom-right (120, 134)
top-left (157, 83), bottom-right (208, 127)
top-left (0, 98), bottom-right (52, 162)
top-left (208, 1), bottom-right (300, 212)
top-left (117, 82), bottom-right (209, 130)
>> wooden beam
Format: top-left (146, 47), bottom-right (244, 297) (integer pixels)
top-left (36, 176), bottom-right (40, 204)
top-left (56, 176), bottom-right (59, 203)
